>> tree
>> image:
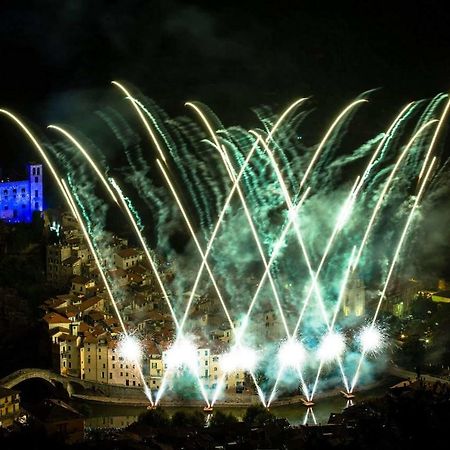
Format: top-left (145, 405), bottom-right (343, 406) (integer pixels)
top-left (137, 407), bottom-right (170, 427)
top-left (171, 410), bottom-right (205, 427)
top-left (209, 410), bottom-right (239, 427)
top-left (243, 405), bottom-right (274, 427)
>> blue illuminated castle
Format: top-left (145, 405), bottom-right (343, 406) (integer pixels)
top-left (0, 163), bottom-right (43, 223)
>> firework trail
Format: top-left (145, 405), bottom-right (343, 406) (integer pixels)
top-left (3, 84), bottom-right (449, 408)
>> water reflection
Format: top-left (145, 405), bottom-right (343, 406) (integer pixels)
top-left (76, 381), bottom-right (396, 429)
top-left (303, 407), bottom-right (317, 425)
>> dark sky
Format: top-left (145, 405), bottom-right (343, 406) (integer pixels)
top-left (0, 0), bottom-right (450, 168)
top-left (1, 0), bottom-right (449, 119)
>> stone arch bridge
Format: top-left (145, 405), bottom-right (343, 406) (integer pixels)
top-left (0, 368), bottom-right (88, 397)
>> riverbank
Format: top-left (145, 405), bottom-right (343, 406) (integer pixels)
top-left (72, 374), bottom-right (398, 408)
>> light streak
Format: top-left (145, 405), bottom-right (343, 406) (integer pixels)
top-left (111, 81), bottom-right (167, 163)
top-left (47, 125), bottom-right (118, 204)
top-left (350, 156), bottom-right (437, 392)
top-left (46, 125), bottom-right (156, 404)
top-left (352, 119), bottom-right (438, 271)
top-left (418, 96), bottom-right (450, 180)
top-left (109, 177), bottom-right (179, 328)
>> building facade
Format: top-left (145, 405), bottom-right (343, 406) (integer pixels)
top-left (0, 163), bottom-right (43, 223)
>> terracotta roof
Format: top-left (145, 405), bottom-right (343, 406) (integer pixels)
top-left (78, 322), bottom-right (90, 333)
top-left (58, 333), bottom-right (76, 342)
top-left (71, 275), bottom-right (92, 285)
top-left (144, 340), bottom-right (161, 355)
top-left (86, 310), bottom-right (104, 322)
top-left (43, 312), bottom-right (71, 325)
top-left (128, 273), bottom-right (143, 283)
top-left (83, 334), bottom-right (98, 344)
top-left (116, 248), bottom-right (139, 259)
top-left (79, 296), bottom-right (102, 311)
top-left (50, 326), bottom-right (70, 335)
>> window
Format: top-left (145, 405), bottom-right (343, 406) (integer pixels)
top-left (35, 177), bottom-right (39, 183)
top-left (69, 362), bottom-right (72, 369)
top-left (120, 372), bottom-right (123, 376)
top-left (101, 372), bottom-right (105, 379)
top-left (133, 381), bottom-right (136, 386)
top-left (205, 360), bottom-right (208, 366)
top-left (112, 364), bottom-right (115, 369)
top-left (37, 167), bottom-right (40, 176)
top-left (109, 373), bottom-right (112, 379)
top-left (34, 202), bottom-right (39, 210)
top-left (103, 363), bottom-right (106, 368)
top-left (34, 189), bottom-right (38, 198)
top-left (3, 189), bottom-right (7, 195)
top-left (99, 355), bottom-right (101, 360)
top-left (32, 168), bottom-right (36, 175)
top-left (21, 188), bottom-right (25, 193)
top-left (12, 189), bottom-right (17, 194)
top-left (112, 355), bottom-right (115, 361)
top-left (126, 372), bottom-right (128, 377)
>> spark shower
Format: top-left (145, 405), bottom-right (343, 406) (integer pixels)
top-left (1, 83), bottom-right (449, 408)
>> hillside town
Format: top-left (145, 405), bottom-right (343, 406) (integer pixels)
top-left (42, 209), bottom-right (250, 395)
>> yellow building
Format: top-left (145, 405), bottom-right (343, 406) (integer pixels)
top-left (59, 334), bottom-right (81, 377)
top-left (80, 335), bottom-right (99, 382)
top-left (144, 341), bottom-right (163, 390)
top-left (0, 386), bottom-right (20, 428)
top-left (107, 340), bottom-right (142, 387)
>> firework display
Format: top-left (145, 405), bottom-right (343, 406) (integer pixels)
top-left (1, 83), bottom-right (448, 409)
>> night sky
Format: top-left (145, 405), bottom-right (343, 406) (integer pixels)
top-left (1, 1), bottom-right (449, 126)
top-left (1, 0), bottom-right (450, 276)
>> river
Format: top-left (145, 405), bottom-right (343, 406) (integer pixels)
top-left (72, 376), bottom-right (399, 428)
